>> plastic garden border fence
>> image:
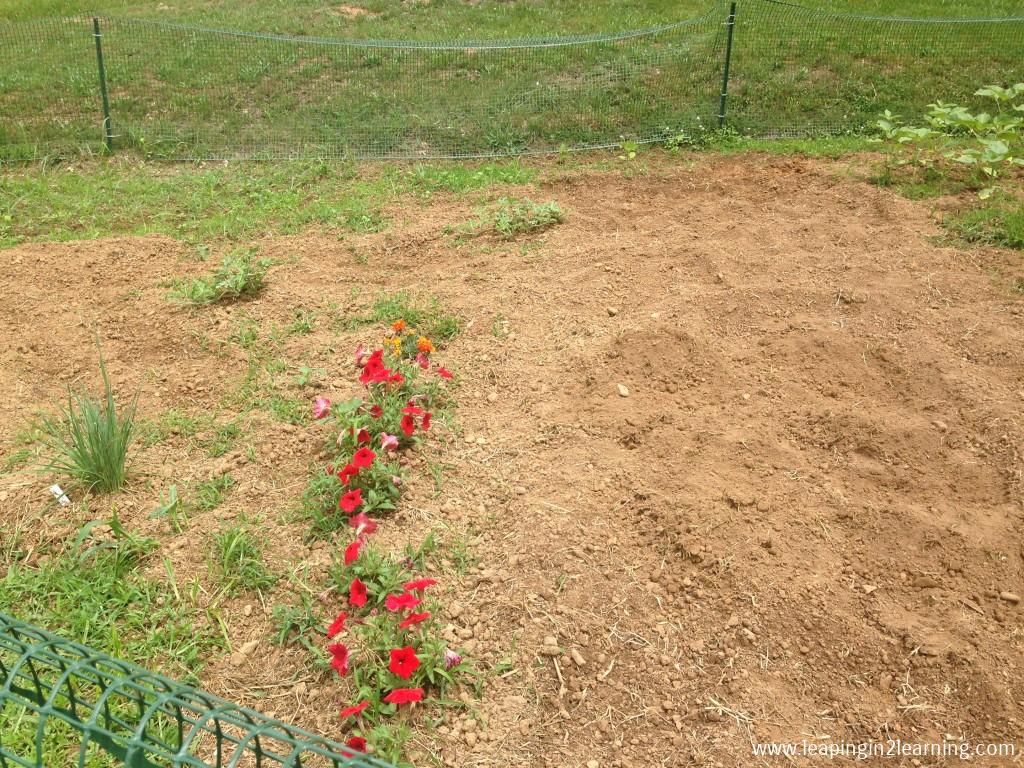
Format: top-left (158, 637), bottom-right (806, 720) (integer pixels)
top-left (0, 613), bottom-right (392, 768)
top-left (0, 0), bottom-right (1022, 160)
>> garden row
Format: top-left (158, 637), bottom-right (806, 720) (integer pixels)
top-left (306, 321), bottom-right (469, 762)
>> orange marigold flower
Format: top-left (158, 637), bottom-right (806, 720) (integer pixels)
top-left (392, 319), bottom-right (407, 332)
top-left (417, 336), bottom-right (435, 354)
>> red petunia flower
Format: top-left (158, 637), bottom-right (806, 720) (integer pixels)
top-left (345, 736), bottom-right (367, 754)
top-left (356, 428), bottom-right (371, 445)
top-left (344, 539), bottom-right (362, 566)
top-left (369, 404), bottom-right (383, 418)
top-left (421, 412), bottom-right (432, 430)
top-left (389, 646), bottom-right (421, 680)
top-left (403, 578), bottom-right (438, 593)
top-left (339, 488), bottom-right (363, 513)
top-left (339, 700), bottom-right (369, 720)
top-left (402, 404), bottom-right (423, 416)
top-left (326, 611), bottom-right (347, 639)
top-left (398, 611), bottom-right (430, 630)
top-left (337, 463), bottom-right (359, 486)
top-left (400, 414), bottom-right (416, 436)
top-left (348, 512), bottom-right (377, 536)
top-left (385, 592), bottom-right (422, 612)
top-left (383, 687), bottom-right (424, 705)
top-left (436, 366), bottom-right (453, 380)
top-left (415, 352), bottom-right (430, 370)
top-left (328, 642), bottom-right (350, 676)
top-left (352, 447), bottom-right (376, 469)
top-left (349, 578), bottom-right (368, 608)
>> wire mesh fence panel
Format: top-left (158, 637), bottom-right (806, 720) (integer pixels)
top-left (0, 614), bottom-right (392, 768)
top-left (92, 14), bottom-right (726, 160)
top-left (728, 0), bottom-right (1024, 136)
top-left (0, 17), bottom-right (102, 160)
top-left (0, 0), bottom-right (1022, 161)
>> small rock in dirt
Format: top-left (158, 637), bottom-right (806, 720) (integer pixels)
top-left (465, 732), bottom-right (477, 747)
top-left (862, 584), bottom-right (878, 595)
top-left (543, 635), bottom-right (558, 647)
top-left (571, 648), bottom-right (587, 667)
top-left (487, 392), bottom-right (498, 402)
top-left (999, 591), bottom-right (1021, 604)
top-left (617, 384), bottom-right (630, 397)
top-left (912, 575), bottom-right (940, 589)
top-left (514, 486), bottom-right (527, 496)
top-left (932, 420), bottom-right (949, 432)
top-left (243, 604), bottom-right (253, 616)
top-left (587, 761), bottom-right (600, 768)
top-left (607, 307), bottom-right (619, 317)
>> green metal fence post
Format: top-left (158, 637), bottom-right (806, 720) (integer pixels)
top-left (717, 2), bottom-right (737, 128)
top-left (92, 17), bottom-right (114, 153)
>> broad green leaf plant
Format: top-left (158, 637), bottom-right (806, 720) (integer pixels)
top-left (876, 83), bottom-right (1024, 199)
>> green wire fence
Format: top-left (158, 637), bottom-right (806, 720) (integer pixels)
top-left (0, 613), bottom-right (391, 768)
top-left (0, 0), bottom-right (1022, 160)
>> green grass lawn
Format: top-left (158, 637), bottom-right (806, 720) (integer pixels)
top-left (2, 0), bottom-right (1022, 32)
top-left (1, 0), bottom-right (1021, 160)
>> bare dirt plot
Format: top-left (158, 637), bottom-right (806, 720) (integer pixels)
top-left (1, 155), bottom-right (1023, 767)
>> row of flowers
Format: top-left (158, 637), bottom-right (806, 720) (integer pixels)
top-left (309, 321), bottom-right (466, 762)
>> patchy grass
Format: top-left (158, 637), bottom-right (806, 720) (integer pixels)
top-left (946, 203), bottom-right (1024, 250)
top-left (0, 520), bottom-right (219, 678)
top-left (870, 161), bottom-right (981, 200)
top-left (406, 162), bottom-right (536, 196)
top-left (193, 474), bottom-right (235, 511)
top-left (210, 518), bottom-right (277, 594)
top-left (0, 514), bottom-right (220, 765)
top-left (0, 159), bottom-right (536, 249)
top-left (340, 291), bottom-right (461, 344)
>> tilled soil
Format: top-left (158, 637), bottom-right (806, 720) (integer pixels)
top-left (1, 155), bottom-right (1023, 767)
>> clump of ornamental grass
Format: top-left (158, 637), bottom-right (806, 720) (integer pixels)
top-left (172, 249), bottom-right (270, 305)
top-left (40, 355), bottom-right (137, 494)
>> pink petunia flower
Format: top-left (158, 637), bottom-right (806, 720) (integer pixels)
top-left (312, 396), bottom-right (331, 420)
top-left (348, 512), bottom-right (377, 536)
top-left (443, 648), bottom-right (463, 670)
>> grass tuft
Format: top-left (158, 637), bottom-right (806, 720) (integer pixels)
top-left (210, 517), bottom-right (277, 594)
top-left (39, 355), bottom-right (137, 494)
